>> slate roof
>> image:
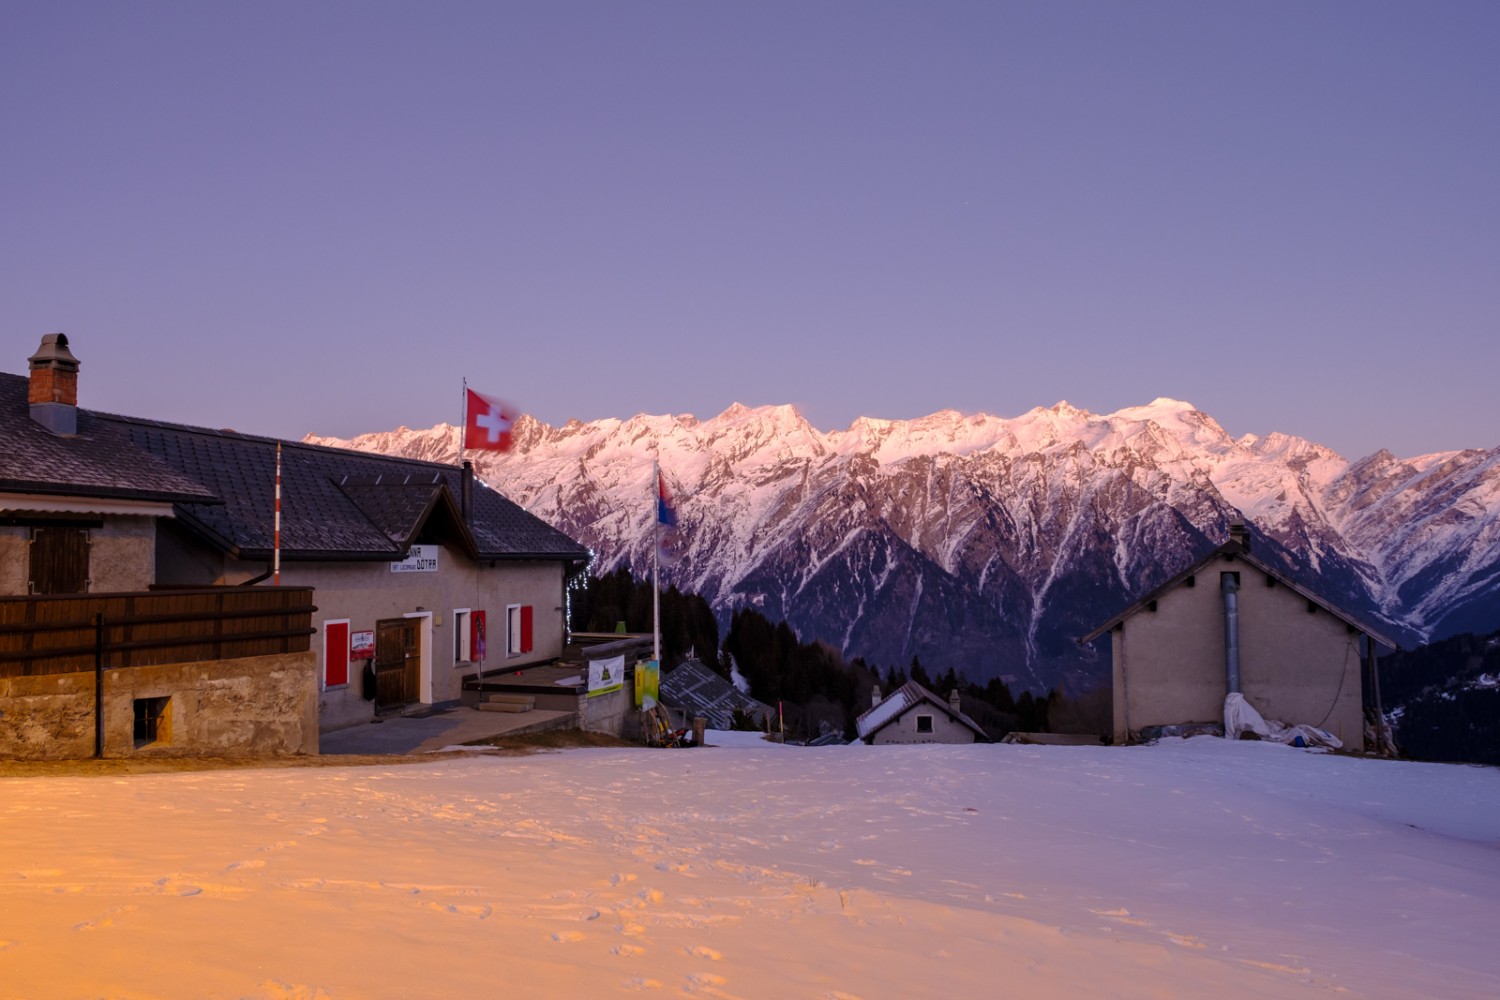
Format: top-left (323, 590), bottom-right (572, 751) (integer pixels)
top-left (854, 680), bottom-right (988, 743)
top-left (0, 373), bottom-right (219, 505)
top-left (1, 369), bottom-right (588, 565)
top-left (113, 415), bottom-right (589, 563)
top-left (1077, 535), bottom-right (1399, 650)
top-left (659, 658), bottom-right (773, 730)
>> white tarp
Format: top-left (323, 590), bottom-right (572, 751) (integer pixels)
top-left (1224, 692), bottom-right (1342, 749)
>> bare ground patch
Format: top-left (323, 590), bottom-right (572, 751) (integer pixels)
top-left (0, 730), bottom-right (638, 778)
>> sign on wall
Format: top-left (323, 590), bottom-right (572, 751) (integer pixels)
top-left (588, 655), bottom-right (625, 697)
top-left (350, 630), bottom-right (375, 660)
top-left (390, 545), bottom-right (439, 573)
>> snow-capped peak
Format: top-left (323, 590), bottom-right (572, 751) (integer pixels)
top-left (309, 398), bottom-right (1499, 686)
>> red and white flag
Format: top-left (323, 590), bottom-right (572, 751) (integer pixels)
top-left (464, 388), bottom-right (515, 452)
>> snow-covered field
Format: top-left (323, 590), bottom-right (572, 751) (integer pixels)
top-left (4, 736), bottom-right (1498, 999)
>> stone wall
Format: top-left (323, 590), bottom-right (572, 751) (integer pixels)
top-left (0, 650), bottom-right (318, 759)
top-left (580, 684), bottom-right (630, 737)
top-left (0, 529), bottom-right (27, 594)
top-left (86, 516), bottom-right (157, 592)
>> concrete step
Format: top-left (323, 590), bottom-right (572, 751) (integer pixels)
top-left (485, 693), bottom-right (535, 707)
top-left (478, 701), bottom-right (532, 714)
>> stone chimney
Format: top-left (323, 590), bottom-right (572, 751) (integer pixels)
top-left (29, 333), bottom-right (80, 435)
top-left (949, 689), bottom-right (962, 713)
top-left (871, 683), bottom-right (882, 709)
top-left (1228, 518), bottom-right (1250, 552)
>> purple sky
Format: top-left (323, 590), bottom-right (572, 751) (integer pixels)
top-left (3, 2), bottom-right (1496, 460)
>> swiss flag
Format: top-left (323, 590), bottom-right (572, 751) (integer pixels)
top-left (464, 388), bottom-right (515, 452)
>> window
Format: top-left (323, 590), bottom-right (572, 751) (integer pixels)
top-left (323, 620), bottom-right (350, 688)
top-left (454, 609), bottom-right (472, 663)
top-left (133, 697), bottom-right (171, 747)
top-left (507, 604), bottom-right (533, 656)
top-left (915, 714), bottom-right (934, 734)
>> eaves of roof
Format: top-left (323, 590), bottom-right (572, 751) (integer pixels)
top-left (1077, 541), bottom-right (1400, 650)
top-left (0, 478), bottom-right (219, 505)
top-left (335, 479), bottom-right (481, 561)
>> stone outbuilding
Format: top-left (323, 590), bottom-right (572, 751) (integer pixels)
top-left (1080, 521), bottom-right (1397, 752)
top-left (855, 680), bottom-right (988, 745)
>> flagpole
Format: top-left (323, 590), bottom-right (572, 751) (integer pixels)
top-left (652, 458), bottom-right (661, 664)
top-left (458, 377), bottom-right (468, 464)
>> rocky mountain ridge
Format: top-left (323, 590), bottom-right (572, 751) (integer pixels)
top-left (306, 398), bottom-right (1500, 691)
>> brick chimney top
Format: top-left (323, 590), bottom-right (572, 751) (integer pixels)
top-left (949, 688), bottom-right (962, 713)
top-left (1228, 518), bottom-right (1249, 552)
top-left (28, 333), bottom-right (80, 435)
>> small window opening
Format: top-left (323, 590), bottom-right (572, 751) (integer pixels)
top-left (916, 714), bottom-right (934, 734)
top-left (133, 697), bottom-right (171, 748)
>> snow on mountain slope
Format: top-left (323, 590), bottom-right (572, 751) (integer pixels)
top-left (307, 400), bottom-right (1500, 690)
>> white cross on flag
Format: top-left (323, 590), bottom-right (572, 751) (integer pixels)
top-left (464, 388), bottom-right (515, 452)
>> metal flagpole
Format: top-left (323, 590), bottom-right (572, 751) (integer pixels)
top-left (458, 377), bottom-right (468, 463)
top-left (652, 458), bottom-right (661, 664)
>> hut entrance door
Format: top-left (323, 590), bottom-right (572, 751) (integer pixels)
top-left (374, 618), bottom-right (420, 711)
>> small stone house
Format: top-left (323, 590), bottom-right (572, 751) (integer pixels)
top-left (2, 336), bottom-right (317, 757)
top-left (1080, 522), bottom-right (1397, 751)
top-left (856, 680), bottom-right (988, 745)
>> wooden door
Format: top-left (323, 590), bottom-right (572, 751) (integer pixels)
top-left (374, 618), bottom-right (420, 711)
top-left (30, 526), bottom-right (89, 594)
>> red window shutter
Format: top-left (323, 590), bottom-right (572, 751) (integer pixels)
top-left (472, 610), bottom-right (486, 662)
top-left (521, 605), bottom-right (533, 654)
top-left (326, 621), bottom-right (350, 687)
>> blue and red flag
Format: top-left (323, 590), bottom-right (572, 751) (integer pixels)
top-left (656, 470), bottom-right (678, 528)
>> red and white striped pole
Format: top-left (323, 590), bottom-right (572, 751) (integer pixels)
top-left (273, 441), bottom-right (282, 586)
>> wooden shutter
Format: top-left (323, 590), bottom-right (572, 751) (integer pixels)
top-left (520, 605), bottom-right (533, 654)
top-left (324, 621), bottom-right (350, 688)
top-left (30, 526), bottom-right (89, 594)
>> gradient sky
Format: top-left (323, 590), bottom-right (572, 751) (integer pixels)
top-left (3, 1), bottom-right (1496, 460)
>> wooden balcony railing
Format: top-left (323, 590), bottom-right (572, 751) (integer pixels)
top-left (0, 587), bottom-right (316, 677)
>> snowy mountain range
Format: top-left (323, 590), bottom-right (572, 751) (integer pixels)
top-left (306, 399), bottom-right (1500, 691)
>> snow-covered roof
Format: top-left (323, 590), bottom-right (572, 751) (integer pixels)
top-left (855, 680), bottom-right (988, 742)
